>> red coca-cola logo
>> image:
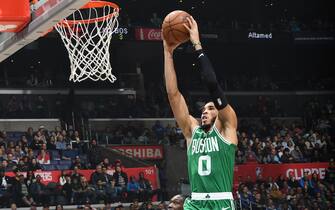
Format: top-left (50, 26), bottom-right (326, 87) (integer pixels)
top-left (147, 29), bottom-right (162, 40)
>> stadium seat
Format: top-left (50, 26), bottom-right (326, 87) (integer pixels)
top-left (6, 131), bottom-right (25, 141)
top-left (59, 160), bottom-right (72, 165)
top-left (61, 150), bottom-right (79, 159)
top-left (50, 160), bottom-right (59, 165)
top-left (49, 150), bottom-right (61, 160)
top-left (41, 164), bottom-right (57, 171)
top-left (57, 164), bottom-right (71, 170)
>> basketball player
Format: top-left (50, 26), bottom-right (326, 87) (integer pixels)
top-left (163, 16), bottom-right (238, 210)
top-left (168, 194), bottom-right (186, 210)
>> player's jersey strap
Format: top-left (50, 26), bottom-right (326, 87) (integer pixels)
top-left (191, 192), bottom-right (233, 200)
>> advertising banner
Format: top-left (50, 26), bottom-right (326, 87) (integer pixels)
top-left (110, 145), bottom-right (164, 159)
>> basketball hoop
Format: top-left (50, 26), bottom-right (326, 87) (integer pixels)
top-left (54, 1), bottom-right (119, 83)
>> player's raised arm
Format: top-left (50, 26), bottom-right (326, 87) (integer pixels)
top-left (184, 16), bottom-right (238, 145)
top-left (163, 40), bottom-right (198, 142)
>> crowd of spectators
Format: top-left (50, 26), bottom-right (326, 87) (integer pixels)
top-left (0, 93), bottom-right (333, 121)
top-left (235, 122), bottom-right (333, 164)
top-left (0, 126), bottom-right (90, 172)
top-left (237, 159), bottom-right (335, 209)
top-left (0, 95), bottom-right (50, 118)
top-left (0, 161), bottom-right (157, 208)
top-left (0, 112), bottom-right (333, 208)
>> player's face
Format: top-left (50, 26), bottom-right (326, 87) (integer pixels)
top-left (168, 195), bottom-right (184, 210)
top-left (201, 102), bottom-right (218, 126)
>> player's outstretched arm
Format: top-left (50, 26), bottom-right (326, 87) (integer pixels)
top-left (185, 16), bottom-right (238, 144)
top-left (163, 40), bottom-right (198, 142)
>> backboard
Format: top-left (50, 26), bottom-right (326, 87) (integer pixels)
top-left (0, 0), bottom-right (90, 63)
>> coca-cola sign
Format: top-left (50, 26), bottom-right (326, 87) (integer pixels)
top-left (135, 28), bottom-right (162, 41)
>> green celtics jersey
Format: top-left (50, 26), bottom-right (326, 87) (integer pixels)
top-left (187, 125), bottom-right (236, 194)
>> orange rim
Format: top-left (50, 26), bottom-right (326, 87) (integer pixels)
top-left (58, 1), bottom-right (119, 26)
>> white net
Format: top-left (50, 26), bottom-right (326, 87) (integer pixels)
top-left (54, 2), bottom-right (119, 82)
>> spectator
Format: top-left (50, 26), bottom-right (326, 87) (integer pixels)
top-left (25, 127), bottom-right (34, 143)
top-left (71, 131), bottom-right (82, 150)
top-left (290, 146), bottom-right (304, 162)
top-left (239, 185), bottom-right (253, 209)
top-left (90, 165), bottom-right (105, 186)
top-left (61, 175), bottom-right (72, 204)
top-left (17, 159), bottom-right (29, 172)
top-left (265, 199), bottom-right (277, 210)
top-left (29, 175), bottom-right (49, 205)
top-left (251, 192), bottom-right (266, 210)
top-left (10, 203), bottom-right (17, 210)
top-left (138, 171), bottom-right (153, 201)
top-left (72, 176), bottom-right (95, 204)
top-left (287, 174), bottom-right (299, 189)
top-left (265, 148), bottom-right (281, 164)
top-left (156, 201), bottom-right (167, 210)
top-left (35, 95), bottom-right (48, 117)
top-left (1, 160), bottom-right (11, 172)
top-left (281, 148), bottom-right (294, 163)
top-left (0, 168), bottom-right (11, 207)
top-left (127, 176), bottom-right (140, 202)
top-left (152, 120), bottom-right (165, 144)
top-left (46, 136), bottom-right (57, 150)
top-left (56, 135), bottom-right (67, 150)
top-left (71, 156), bottom-right (86, 170)
top-left (103, 200), bottom-right (113, 210)
top-left (94, 179), bottom-right (108, 203)
top-left (6, 154), bottom-right (17, 170)
top-left (112, 164), bottom-right (128, 200)
top-left (298, 172), bottom-right (312, 190)
top-left (138, 129), bottom-right (150, 145)
top-left (10, 174), bottom-right (34, 207)
top-left (101, 158), bottom-right (112, 170)
top-left (25, 171), bottom-right (36, 186)
top-left (269, 184), bottom-right (284, 202)
top-left (6, 96), bottom-right (20, 117)
top-left (325, 158), bottom-right (335, 184)
top-left (59, 170), bottom-right (67, 186)
top-left (71, 166), bottom-right (83, 190)
top-left (0, 148), bottom-right (7, 162)
top-left (88, 139), bottom-right (99, 167)
top-left (55, 204), bottom-right (63, 210)
top-left (26, 149), bottom-right (35, 161)
top-left (37, 149), bottom-right (50, 165)
top-left (19, 136), bottom-right (29, 151)
top-left (150, 13), bottom-right (162, 27)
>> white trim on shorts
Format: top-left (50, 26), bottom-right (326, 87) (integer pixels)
top-left (191, 192), bottom-right (233, 200)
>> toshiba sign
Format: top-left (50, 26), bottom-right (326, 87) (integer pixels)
top-left (135, 28), bottom-right (162, 41)
top-left (110, 145), bottom-right (164, 159)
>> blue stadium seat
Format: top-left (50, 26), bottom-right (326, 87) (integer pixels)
top-left (62, 150), bottom-right (79, 159)
top-left (6, 132), bottom-right (25, 142)
top-left (49, 150), bottom-right (61, 160)
top-left (79, 154), bottom-right (88, 161)
top-left (41, 164), bottom-right (57, 171)
top-left (33, 150), bottom-right (39, 157)
top-left (59, 160), bottom-right (72, 165)
top-left (57, 164), bottom-right (71, 170)
top-left (50, 160), bottom-right (59, 165)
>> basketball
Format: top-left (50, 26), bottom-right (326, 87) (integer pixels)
top-left (162, 10), bottom-right (191, 45)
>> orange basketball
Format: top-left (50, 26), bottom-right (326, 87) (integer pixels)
top-left (162, 10), bottom-right (191, 45)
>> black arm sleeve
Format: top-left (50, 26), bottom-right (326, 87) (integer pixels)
top-left (195, 49), bottom-right (228, 110)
